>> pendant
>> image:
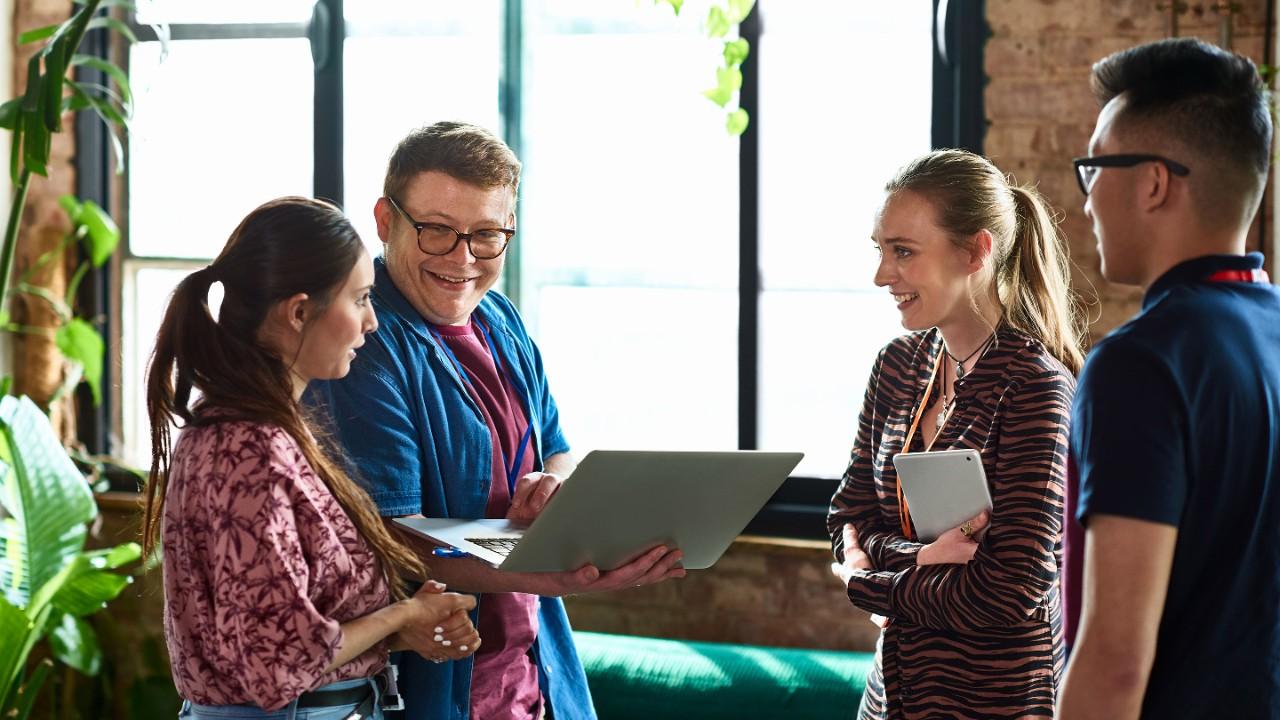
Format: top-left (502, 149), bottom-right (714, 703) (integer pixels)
top-left (937, 408), bottom-right (948, 428)
top-left (955, 361), bottom-right (965, 379)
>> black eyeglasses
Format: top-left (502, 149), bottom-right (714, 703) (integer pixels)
top-left (1072, 154), bottom-right (1190, 196)
top-left (385, 196), bottom-right (515, 259)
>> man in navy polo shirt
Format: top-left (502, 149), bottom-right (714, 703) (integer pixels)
top-left (1058, 39), bottom-right (1280, 719)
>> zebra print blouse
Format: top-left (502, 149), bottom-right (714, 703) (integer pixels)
top-left (828, 327), bottom-right (1075, 720)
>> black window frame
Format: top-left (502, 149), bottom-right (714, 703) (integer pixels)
top-left (84, 0), bottom-right (987, 538)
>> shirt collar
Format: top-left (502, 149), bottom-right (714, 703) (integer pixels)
top-left (1143, 252), bottom-right (1265, 310)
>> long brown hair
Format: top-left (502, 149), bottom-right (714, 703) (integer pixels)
top-left (143, 197), bottom-right (424, 596)
top-left (886, 150), bottom-right (1086, 374)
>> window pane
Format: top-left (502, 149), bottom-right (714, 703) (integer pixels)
top-left (135, 0), bottom-right (314, 25)
top-left (759, 291), bottom-right (905, 478)
top-left (758, 3), bottom-right (932, 476)
top-left (522, 0), bottom-right (739, 453)
top-left (128, 39), bottom-right (314, 258)
top-left (343, 2), bottom-right (502, 253)
top-left (122, 264), bottom-right (199, 469)
top-left (536, 287), bottom-right (737, 452)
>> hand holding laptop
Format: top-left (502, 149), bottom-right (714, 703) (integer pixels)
top-left (507, 471), bottom-right (565, 525)
top-left (510, 544), bottom-right (687, 597)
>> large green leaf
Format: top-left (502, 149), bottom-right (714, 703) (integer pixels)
top-left (49, 611), bottom-right (101, 675)
top-left (54, 319), bottom-right (105, 405)
top-left (52, 562), bottom-right (131, 616)
top-left (0, 396), bottom-right (95, 608)
top-left (0, 595), bottom-right (34, 710)
top-left (76, 199), bottom-right (120, 267)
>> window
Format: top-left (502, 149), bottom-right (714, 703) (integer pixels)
top-left (107, 0), bottom-right (984, 537)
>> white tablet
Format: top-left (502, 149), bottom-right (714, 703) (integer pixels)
top-left (891, 449), bottom-right (992, 542)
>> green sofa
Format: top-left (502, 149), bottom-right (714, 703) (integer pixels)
top-left (573, 632), bottom-right (873, 719)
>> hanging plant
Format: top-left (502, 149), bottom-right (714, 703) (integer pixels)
top-left (656, 0), bottom-right (757, 136)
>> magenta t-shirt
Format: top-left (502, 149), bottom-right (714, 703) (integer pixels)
top-left (433, 320), bottom-right (542, 720)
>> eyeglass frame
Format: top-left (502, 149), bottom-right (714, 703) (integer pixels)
top-left (384, 196), bottom-right (516, 259)
top-left (1072, 154), bottom-right (1190, 197)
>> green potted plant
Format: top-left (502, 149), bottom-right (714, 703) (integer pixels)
top-left (0, 1), bottom-right (141, 717)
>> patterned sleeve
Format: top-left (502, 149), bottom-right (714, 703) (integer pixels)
top-left (828, 348), bottom-right (924, 573)
top-left (206, 427), bottom-right (345, 711)
top-left (841, 369), bottom-right (1072, 631)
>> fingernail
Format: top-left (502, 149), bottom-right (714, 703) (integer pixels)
top-left (434, 634), bottom-right (444, 642)
top-left (442, 640), bottom-right (452, 647)
top-left (434, 626), bottom-right (443, 633)
top-left (460, 645), bottom-right (468, 651)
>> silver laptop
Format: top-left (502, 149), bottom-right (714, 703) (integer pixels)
top-left (394, 449), bottom-right (803, 572)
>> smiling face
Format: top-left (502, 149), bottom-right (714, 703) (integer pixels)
top-left (376, 170), bottom-right (515, 326)
top-left (872, 190), bottom-right (981, 332)
top-left (292, 248), bottom-right (378, 382)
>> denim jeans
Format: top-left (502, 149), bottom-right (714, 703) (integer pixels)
top-left (178, 678), bottom-right (382, 720)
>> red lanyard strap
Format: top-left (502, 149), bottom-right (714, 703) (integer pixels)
top-left (1207, 269), bottom-right (1270, 283)
top-left (896, 351), bottom-right (944, 540)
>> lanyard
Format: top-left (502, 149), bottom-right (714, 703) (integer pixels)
top-left (895, 349), bottom-right (947, 540)
top-left (430, 319), bottom-right (534, 497)
top-left (1206, 268), bottom-right (1270, 284)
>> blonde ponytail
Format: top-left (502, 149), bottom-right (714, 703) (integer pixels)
top-left (1005, 185), bottom-right (1085, 374)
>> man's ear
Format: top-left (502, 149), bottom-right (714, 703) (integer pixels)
top-left (374, 197), bottom-right (395, 245)
top-left (1138, 160), bottom-right (1172, 212)
top-left (967, 228), bottom-right (995, 275)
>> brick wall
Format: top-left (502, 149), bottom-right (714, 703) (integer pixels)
top-left (985, 0), bottom-right (1273, 342)
top-left (564, 537), bottom-right (881, 652)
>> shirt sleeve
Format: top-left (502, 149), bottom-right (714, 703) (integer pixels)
top-left (308, 336), bottom-right (424, 516)
top-left (1073, 337), bottom-right (1188, 527)
top-left (828, 349), bottom-right (924, 574)
top-left (841, 369), bottom-right (1073, 631)
top-left (206, 429), bottom-right (344, 711)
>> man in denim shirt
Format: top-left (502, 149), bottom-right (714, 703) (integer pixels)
top-left (310, 122), bottom-right (685, 720)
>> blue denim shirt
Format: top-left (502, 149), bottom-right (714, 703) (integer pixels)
top-left (307, 259), bottom-right (595, 720)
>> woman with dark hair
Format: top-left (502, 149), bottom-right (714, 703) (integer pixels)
top-left (828, 150), bottom-right (1082, 719)
top-left (143, 197), bottom-right (480, 719)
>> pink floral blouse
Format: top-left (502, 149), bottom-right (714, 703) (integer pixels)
top-left (162, 420), bottom-right (391, 711)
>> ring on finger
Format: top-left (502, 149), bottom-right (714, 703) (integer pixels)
top-left (960, 520), bottom-right (973, 538)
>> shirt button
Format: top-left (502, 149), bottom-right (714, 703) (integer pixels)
top-left (544, 664), bottom-right (553, 675)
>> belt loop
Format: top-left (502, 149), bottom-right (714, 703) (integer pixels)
top-left (286, 696), bottom-right (299, 720)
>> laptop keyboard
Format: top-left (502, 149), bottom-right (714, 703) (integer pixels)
top-left (468, 537), bottom-right (520, 557)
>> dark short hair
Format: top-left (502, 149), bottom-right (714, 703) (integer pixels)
top-left (1091, 38), bottom-right (1272, 182)
top-left (383, 121), bottom-right (521, 203)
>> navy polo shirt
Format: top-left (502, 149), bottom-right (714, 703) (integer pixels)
top-left (1072, 252), bottom-right (1280, 719)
